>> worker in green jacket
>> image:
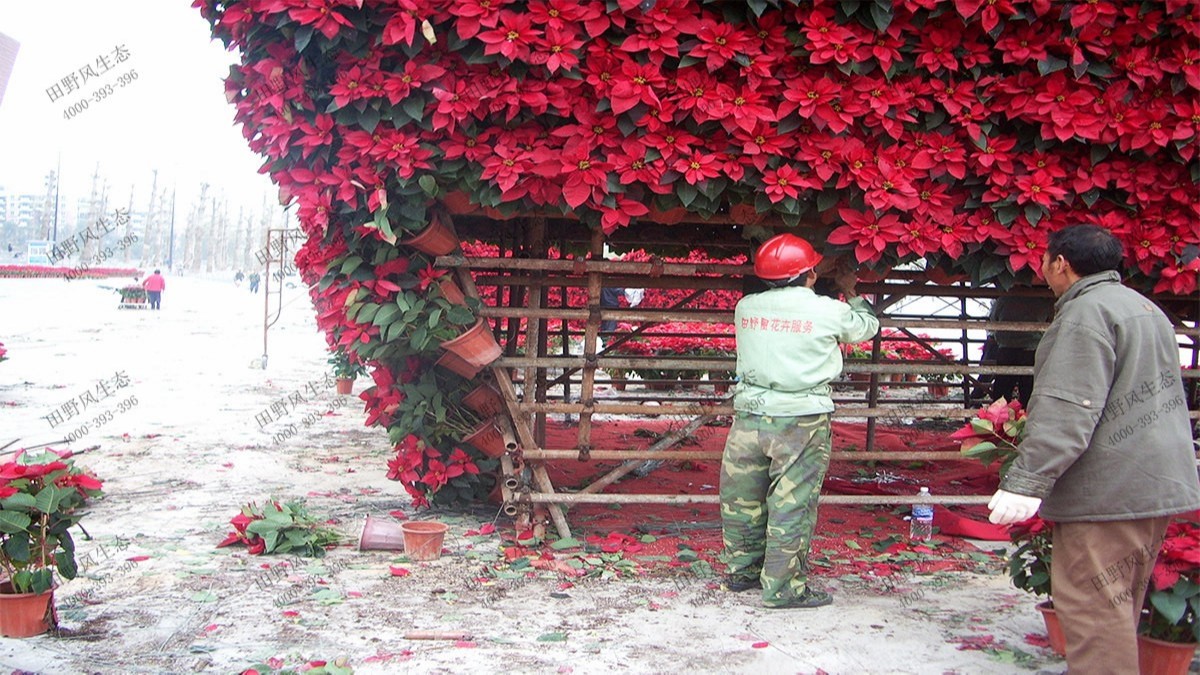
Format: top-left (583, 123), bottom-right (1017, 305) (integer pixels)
top-left (721, 233), bottom-right (880, 609)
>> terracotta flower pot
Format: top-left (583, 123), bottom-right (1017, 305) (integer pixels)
top-left (848, 372), bottom-right (871, 383)
top-left (729, 203), bottom-right (765, 226)
top-left (440, 319), bottom-right (501, 368)
top-left (928, 384), bottom-right (950, 398)
top-left (336, 377), bottom-right (354, 395)
top-left (358, 515), bottom-right (406, 551)
top-left (437, 277), bottom-right (467, 305)
top-left (463, 383), bottom-right (505, 417)
top-left (463, 418), bottom-right (507, 458)
top-left (400, 521), bottom-right (449, 562)
top-left (1036, 601), bottom-right (1067, 657)
top-left (926, 266), bottom-right (968, 285)
top-left (651, 207), bottom-right (687, 225)
top-left (0, 582), bottom-right (55, 638)
top-left (435, 351), bottom-right (484, 380)
top-left (856, 266), bottom-right (892, 283)
top-left (1137, 635), bottom-right (1197, 675)
top-left (403, 216), bottom-right (459, 256)
top-left (441, 191), bottom-right (475, 215)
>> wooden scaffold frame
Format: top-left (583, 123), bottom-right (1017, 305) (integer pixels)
top-left (435, 214), bottom-right (1200, 539)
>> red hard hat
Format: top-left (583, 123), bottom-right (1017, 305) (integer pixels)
top-left (754, 233), bottom-right (822, 280)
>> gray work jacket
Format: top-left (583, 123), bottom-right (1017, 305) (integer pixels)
top-left (1000, 271), bottom-right (1200, 522)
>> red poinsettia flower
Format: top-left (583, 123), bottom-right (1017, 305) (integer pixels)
top-left (478, 11), bottom-right (540, 61)
top-left (608, 59), bottom-right (666, 114)
top-left (691, 18), bottom-right (752, 71)
top-left (672, 150), bottom-right (722, 185)
top-left (1149, 520), bottom-right (1200, 591)
top-left (0, 460), bottom-right (68, 481)
top-left (381, 0), bottom-right (424, 46)
top-left (1013, 171), bottom-right (1067, 208)
top-left (828, 208), bottom-right (905, 264)
top-left (761, 165), bottom-right (821, 203)
top-left (600, 195), bottom-right (650, 234)
top-left (288, 0), bottom-right (355, 40)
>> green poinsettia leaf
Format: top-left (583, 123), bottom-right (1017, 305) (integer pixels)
top-left (1, 493), bottom-right (37, 510)
top-left (1150, 590), bottom-right (1187, 625)
top-left (0, 510), bottom-right (32, 534)
top-left (33, 485), bottom-right (68, 515)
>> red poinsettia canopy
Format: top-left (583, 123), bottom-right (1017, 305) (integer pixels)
top-left (199, 0), bottom-right (1198, 292)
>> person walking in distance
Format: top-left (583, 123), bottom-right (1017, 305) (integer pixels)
top-left (142, 269), bottom-right (166, 310)
top-left (721, 234), bottom-right (879, 608)
top-left (987, 224), bottom-right (1200, 674)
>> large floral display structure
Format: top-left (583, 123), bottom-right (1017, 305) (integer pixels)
top-left (195, 0), bottom-right (1199, 517)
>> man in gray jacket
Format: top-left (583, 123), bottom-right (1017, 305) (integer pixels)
top-left (987, 224), bottom-right (1200, 674)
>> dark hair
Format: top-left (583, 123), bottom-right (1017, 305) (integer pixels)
top-left (764, 269), bottom-right (815, 289)
top-left (1046, 225), bottom-right (1123, 276)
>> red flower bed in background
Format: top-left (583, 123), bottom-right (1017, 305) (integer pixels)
top-left (0, 265), bottom-right (140, 279)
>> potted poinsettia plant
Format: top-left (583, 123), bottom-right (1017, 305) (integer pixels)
top-left (328, 350), bottom-right (365, 395)
top-left (1138, 519), bottom-right (1200, 673)
top-left (0, 448), bottom-right (104, 637)
top-left (953, 399), bottom-right (1065, 652)
top-left (217, 499), bottom-right (342, 558)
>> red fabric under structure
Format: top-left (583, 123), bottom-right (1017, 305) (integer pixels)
top-left (535, 418), bottom-right (1009, 576)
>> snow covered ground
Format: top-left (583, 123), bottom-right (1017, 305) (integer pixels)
top-left (0, 276), bottom-right (1068, 674)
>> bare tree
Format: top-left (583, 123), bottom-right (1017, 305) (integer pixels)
top-left (141, 170), bottom-right (161, 266)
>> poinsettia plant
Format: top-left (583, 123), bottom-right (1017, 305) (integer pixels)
top-left (0, 449), bottom-right (104, 594)
top-left (1142, 518), bottom-right (1200, 643)
top-left (217, 500), bottom-right (342, 558)
top-left (195, 0), bottom-right (1199, 506)
top-left (953, 397), bottom-right (1028, 477)
top-left (1007, 514), bottom-right (1052, 598)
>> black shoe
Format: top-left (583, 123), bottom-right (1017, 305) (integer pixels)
top-left (766, 588), bottom-right (832, 609)
top-left (723, 575), bottom-right (762, 592)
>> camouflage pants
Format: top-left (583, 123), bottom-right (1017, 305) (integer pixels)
top-left (720, 412), bottom-right (832, 607)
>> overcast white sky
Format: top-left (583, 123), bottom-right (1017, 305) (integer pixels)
top-left (0, 1), bottom-right (277, 216)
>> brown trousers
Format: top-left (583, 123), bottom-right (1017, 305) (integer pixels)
top-left (1051, 516), bottom-right (1170, 675)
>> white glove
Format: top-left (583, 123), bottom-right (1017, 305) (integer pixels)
top-left (625, 288), bottom-right (644, 307)
top-left (987, 489), bottom-right (1042, 525)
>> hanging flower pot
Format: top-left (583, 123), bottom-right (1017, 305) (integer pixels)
top-left (336, 377), bottom-right (354, 395)
top-left (440, 319), bottom-right (501, 368)
top-left (463, 383), bottom-right (505, 417)
top-left (1137, 635), bottom-right (1197, 675)
top-left (435, 351), bottom-right (484, 380)
top-left (651, 207), bottom-right (687, 225)
top-left (0, 582), bottom-right (55, 638)
top-left (729, 203), bottom-right (765, 226)
top-left (441, 191), bottom-right (475, 215)
top-left (926, 265), bottom-right (968, 285)
top-left (358, 515), bottom-right (406, 552)
top-left (463, 418), bottom-right (507, 458)
top-left (856, 266), bottom-right (892, 283)
top-left (437, 277), bottom-right (467, 305)
top-left (403, 216), bottom-right (459, 256)
top-left (1035, 601), bottom-right (1067, 657)
top-left (400, 521), bottom-right (449, 561)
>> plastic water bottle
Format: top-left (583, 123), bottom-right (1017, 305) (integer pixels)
top-left (910, 487), bottom-right (934, 542)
